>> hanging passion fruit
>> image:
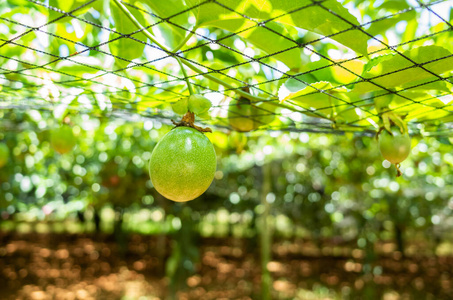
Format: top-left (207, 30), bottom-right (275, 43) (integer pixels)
top-left (149, 126), bottom-right (216, 202)
top-left (50, 125), bottom-right (76, 154)
top-left (379, 127), bottom-right (411, 177)
top-left (378, 128), bottom-right (411, 164)
top-left (0, 143), bottom-right (9, 168)
top-left (228, 98), bottom-right (258, 132)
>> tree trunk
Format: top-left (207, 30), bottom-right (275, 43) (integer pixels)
top-left (394, 224), bottom-right (405, 257)
top-left (114, 209), bottom-right (128, 257)
top-left (93, 209), bottom-right (101, 233)
top-left (259, 163), bottom-right (272, 300)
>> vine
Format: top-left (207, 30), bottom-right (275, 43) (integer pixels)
top-left (111, 0), bottom-right (296, 111)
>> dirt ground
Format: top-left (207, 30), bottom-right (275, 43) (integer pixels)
top-left (0, 232), bottom-right (452, 300)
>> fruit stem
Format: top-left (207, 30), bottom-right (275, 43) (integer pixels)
top-left (172, 112), bottom-right (212, 133)
top-left (112, 0), bottom-right (196, 95)
top-left (177, 59), bottom-right (194, 95)
top-left (112, 0), bottom-right (167, 50)
top-left (395, 163), bottom-right (402, 177)
top-left (112, 0), bottom-right (299, 112)
top-left (178, 58), bottom-right (272, 103)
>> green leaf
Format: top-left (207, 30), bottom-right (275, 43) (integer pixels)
top-left (49, 0), bottom-right (74, 23)
top-left (199, 18), bottom-right (302, 70)
top-left (280, 81), bottom-right (337, 101)
top-left (368, 10), bottom-right (416, 37)
top-left (277, 63), bottom-right (334, 103)
top-left (379, 0), bottom-right (411, 11)
top-left (196, 111), bottom-right (211, 120)
top-left (362, 54), bottom-right (394, 74)
top-left (278, 74), bottom-right (315, 95)
top-left (201, 61), bottom-right (242, 91)
top-left (280, 81), bottom-right (349, 119)
top-left (109, 1), bottom-right (149, 69)
top-left (271, 0), bottom-right (369, 56)
top-left (354, 46), bottom-right (453, 93)
top-left (373, 93), bottom-right (393, 112)
top-left (255, 101), bottom-right (276, 125)
top-left (387, 90), bottom-right (453, 123)
top-left (172, 97), bottom-right (189, 115)
top-left (48, 0), bottom-right (103, 22)
top-left (366, 1), bottom-right (415, 37)
top-left (278, 59), bottom-right (336, 100)
top-left (55, 56), bottom-right (103, 75)
top-left (400, 77), bottom-right (451, 93)
top-left (184, 0), bottom-right (369, 56)
top-left (140, 0), bottom-right (191, 49)
top-left (402, 18), bottom-right (418, 43)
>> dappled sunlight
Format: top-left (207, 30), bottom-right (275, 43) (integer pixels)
top-left (1, 233), bottom-right (453, 299)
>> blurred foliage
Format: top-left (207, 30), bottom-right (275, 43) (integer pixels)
top-left (1, 109), bottom-right (453, 249)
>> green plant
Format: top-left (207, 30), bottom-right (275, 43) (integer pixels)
top-left (149, 126), bottom-right (216, 202)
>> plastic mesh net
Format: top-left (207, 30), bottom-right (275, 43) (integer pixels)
top-left (1, 0), bottom-right (452, 135)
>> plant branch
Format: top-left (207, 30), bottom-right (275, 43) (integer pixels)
top-left (172, 26), bottom-right (198, 52)
top-left (112, 0), bottom-right (166, 50)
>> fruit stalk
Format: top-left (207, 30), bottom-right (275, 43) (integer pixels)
top-left (176, 58), bottom-right (194, 95)
top-left (172, 111), bottom-right (212, 133)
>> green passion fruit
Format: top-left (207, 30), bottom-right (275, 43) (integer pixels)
top-left (149, 126), bottom-right (216, 202)
top-left (379, 128), bottom-right (411, 164)
top-left (228, 98), bottom-right (258, 132)
top-left (50, 125), bottom-right (76, 154)
top-left (0, 143), bottom-right (9, 168)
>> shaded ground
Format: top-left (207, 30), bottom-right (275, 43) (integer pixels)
top-left (0, 232), bottom-right (452, 299)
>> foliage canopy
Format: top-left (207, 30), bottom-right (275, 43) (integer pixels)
top-left (0, 0), bottom-right (452, 135)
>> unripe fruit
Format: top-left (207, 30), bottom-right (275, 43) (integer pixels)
top-left (0, 143), bottom-right (9, 168)
top-left (172, 95), bottom-right (212, 115)
top-left (379, 129), bottom-right (411, 164)
top-left (149, 127), bottom-right (216, 202)
top-left (228, 98), bottom-right (257, 132)
top-left (50, 125), bottom-right (76, 154)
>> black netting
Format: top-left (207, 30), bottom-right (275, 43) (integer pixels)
top-left (1, 0), bottom-right (452, 135)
